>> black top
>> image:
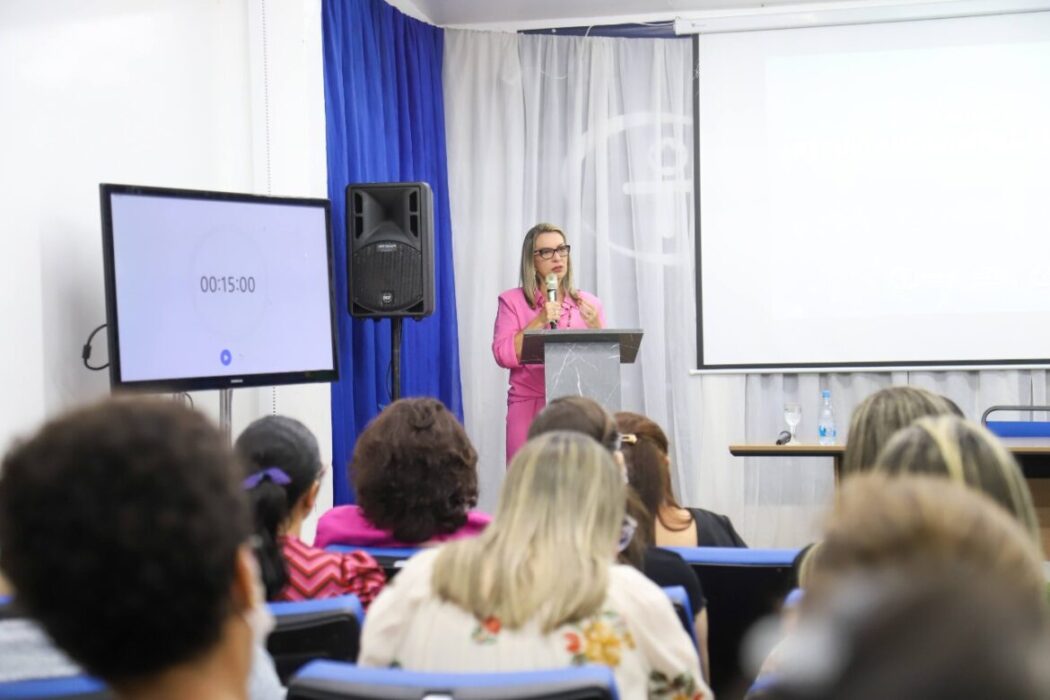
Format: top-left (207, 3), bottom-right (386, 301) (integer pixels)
top-left (689, 507), bottom-right (748, 548)
top-left (643, 547), bottom-right (706, 613)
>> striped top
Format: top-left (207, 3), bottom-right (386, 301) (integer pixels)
top-left (275, 535), bottom-right (386, 607)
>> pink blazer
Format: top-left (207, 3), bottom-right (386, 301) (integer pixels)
top-left (491, 287), bottom-right (606, 403)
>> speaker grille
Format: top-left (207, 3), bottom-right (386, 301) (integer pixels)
top-left (351, 242), bottom-right (423, 313)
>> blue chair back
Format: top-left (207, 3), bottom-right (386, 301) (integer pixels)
top-left (0, 601), bottom-right (107, 697)
top-left (0, 676), bottom-right (110, 699)
top-left (660, 586), bottom-right (699, 651)
top-left (982, 405), bottom-right (1050, 438)
top-left (666, 547), bottom-right (799, 697)
top-left (267, 594), bottom-right (363, 684)
top-left (287, 661), bottom-right (619, 700)
top-left (326, 546), bottom-right (420, 581)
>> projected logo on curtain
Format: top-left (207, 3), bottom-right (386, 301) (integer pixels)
top-left (570, 112), bottom-right (693, 267)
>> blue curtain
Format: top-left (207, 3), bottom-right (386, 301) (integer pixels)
top-left (323, 0), bottom-right (462, 505)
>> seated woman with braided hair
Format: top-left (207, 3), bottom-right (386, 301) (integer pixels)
top-left (236, 415), bottom-right (386, 605)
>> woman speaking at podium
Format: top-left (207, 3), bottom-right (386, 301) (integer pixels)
top-left (492, 223), bottom-right (605, 463)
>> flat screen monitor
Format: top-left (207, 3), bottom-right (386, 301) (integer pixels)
top-left (100, 184), bottom-right (339, 391)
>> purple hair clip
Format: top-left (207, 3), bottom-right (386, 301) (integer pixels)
top-left (242, 466), bottom-right (292, 490)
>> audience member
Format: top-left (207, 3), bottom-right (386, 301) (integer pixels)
top-left (529, 397), bottom-right (711, 680)
top-left (752, 474), bottom-right (1047, 697)
top-left (873, 415), bottom-right (1040, 541)
top-left (527, 395), bottom-right (623, 455)
top-left (0, 398), bottom-right (268, 700)
top-left (796, 386), bottom-right (957, 583)
top-left (840, 386), bottom-right (954, 475)
top-left (236, 415), bottom-right (385, 605)
top-left (360, 431), bottom-right (710, 699)
top-left (758, 568), bottom-right (1050, 700)
top-left (615, 411), bottom-right (747, 548)
top-left (809, 473), bottom-right (1046, 609)
top-left (315, 398), bottom-right (489, 548)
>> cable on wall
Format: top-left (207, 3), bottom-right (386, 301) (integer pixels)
top-left (81, 323), bottom-right (109, 371)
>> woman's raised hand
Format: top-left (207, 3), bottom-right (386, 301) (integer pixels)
top-left (578, 298), bottom-right (601, 328)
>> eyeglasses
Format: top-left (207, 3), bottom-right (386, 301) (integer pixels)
top-left (533, 244), bottom-right (571, 260)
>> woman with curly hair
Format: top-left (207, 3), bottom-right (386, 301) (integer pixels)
top-left (315, 398), bottom-right (490, 548)
top-left (0, 398), bottom-right (270, 699)
top-left (360, 431), bottom-right (710, 700)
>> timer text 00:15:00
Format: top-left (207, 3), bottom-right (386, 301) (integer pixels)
top-left (200, 275), bottom-right (256, 294)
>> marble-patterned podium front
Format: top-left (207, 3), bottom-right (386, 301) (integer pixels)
top-left (544, 341), bottom-right (621, 413)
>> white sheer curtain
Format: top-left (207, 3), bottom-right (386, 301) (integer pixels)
top-left (444, 30), bottom-right (696, 515)
top-left (443, 29), bottom-right (1048, 546)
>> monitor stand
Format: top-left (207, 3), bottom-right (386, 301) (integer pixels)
top-left (219, 388), bottom-right (233, 443)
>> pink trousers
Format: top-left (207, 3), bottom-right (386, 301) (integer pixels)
top-left (506, 397), bottom-right (546, 465)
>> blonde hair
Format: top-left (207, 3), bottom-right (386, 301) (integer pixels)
top-left (518, 223), bottom-right (579, 309)
top-left (842, 386), bottom-right (954, 475)
top-left (809, 474), bottom-right (1046, 611)
top-left (431, 431), bottom-right (625, 632)
top-left (874, 415), bottom-right (1040, 543)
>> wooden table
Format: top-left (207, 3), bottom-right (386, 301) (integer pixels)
top-left (729, 444), bottom-right (845, 479)
top-left (729, 440), bottom-right (1050, 555)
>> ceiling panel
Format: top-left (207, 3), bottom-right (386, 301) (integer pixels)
top-left (396, 0), bottom-right (854, 28)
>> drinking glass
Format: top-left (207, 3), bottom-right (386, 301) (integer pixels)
top-left (783, 402), bottom-right (802, 445)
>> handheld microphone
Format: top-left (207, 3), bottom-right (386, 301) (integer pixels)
top-left (775, 430), bottom-right (792, 445)
top-left (545, 273), bottom-right (558, 329)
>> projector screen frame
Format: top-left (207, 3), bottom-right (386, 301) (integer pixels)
top-left (689, 16), bottom-right (1050, 374)
top-left (691, 360), bottom-right (1050, 376)
top-left (100, 183), bottom-right (340, 393)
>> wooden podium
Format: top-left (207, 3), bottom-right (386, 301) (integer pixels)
top-left (521, 328), bottom-right (643, 413)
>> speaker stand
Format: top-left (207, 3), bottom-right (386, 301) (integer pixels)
top-left (390, 317), bottom-right (402, 401)
top-left (219, 388), bottom-right (233, 443)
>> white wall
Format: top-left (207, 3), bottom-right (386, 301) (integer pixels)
top-left (0, 0), bottom-right (333, 539)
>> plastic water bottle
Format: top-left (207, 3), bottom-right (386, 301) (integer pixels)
top-left (818, 389), bottom-right (837, 445)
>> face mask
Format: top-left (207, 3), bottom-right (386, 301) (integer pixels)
top-left (617, 514), bottom-right (638, 553)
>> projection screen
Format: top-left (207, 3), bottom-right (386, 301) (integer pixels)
top-left (696, 11), bottom-right (1050, 371)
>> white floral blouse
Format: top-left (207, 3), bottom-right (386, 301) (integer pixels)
top-left (359, 549), bottom-right (711, 700)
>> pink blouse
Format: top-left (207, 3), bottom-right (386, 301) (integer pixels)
top-left (275, 535), bottom-right (386, 607)
top-left (491, 287), bottom-right (606, 402)
top-left (314, 505), bottom-right (492, 549)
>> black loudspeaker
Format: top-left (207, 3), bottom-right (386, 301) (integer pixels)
top-left (346, 182), bottom-right (434, 318)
